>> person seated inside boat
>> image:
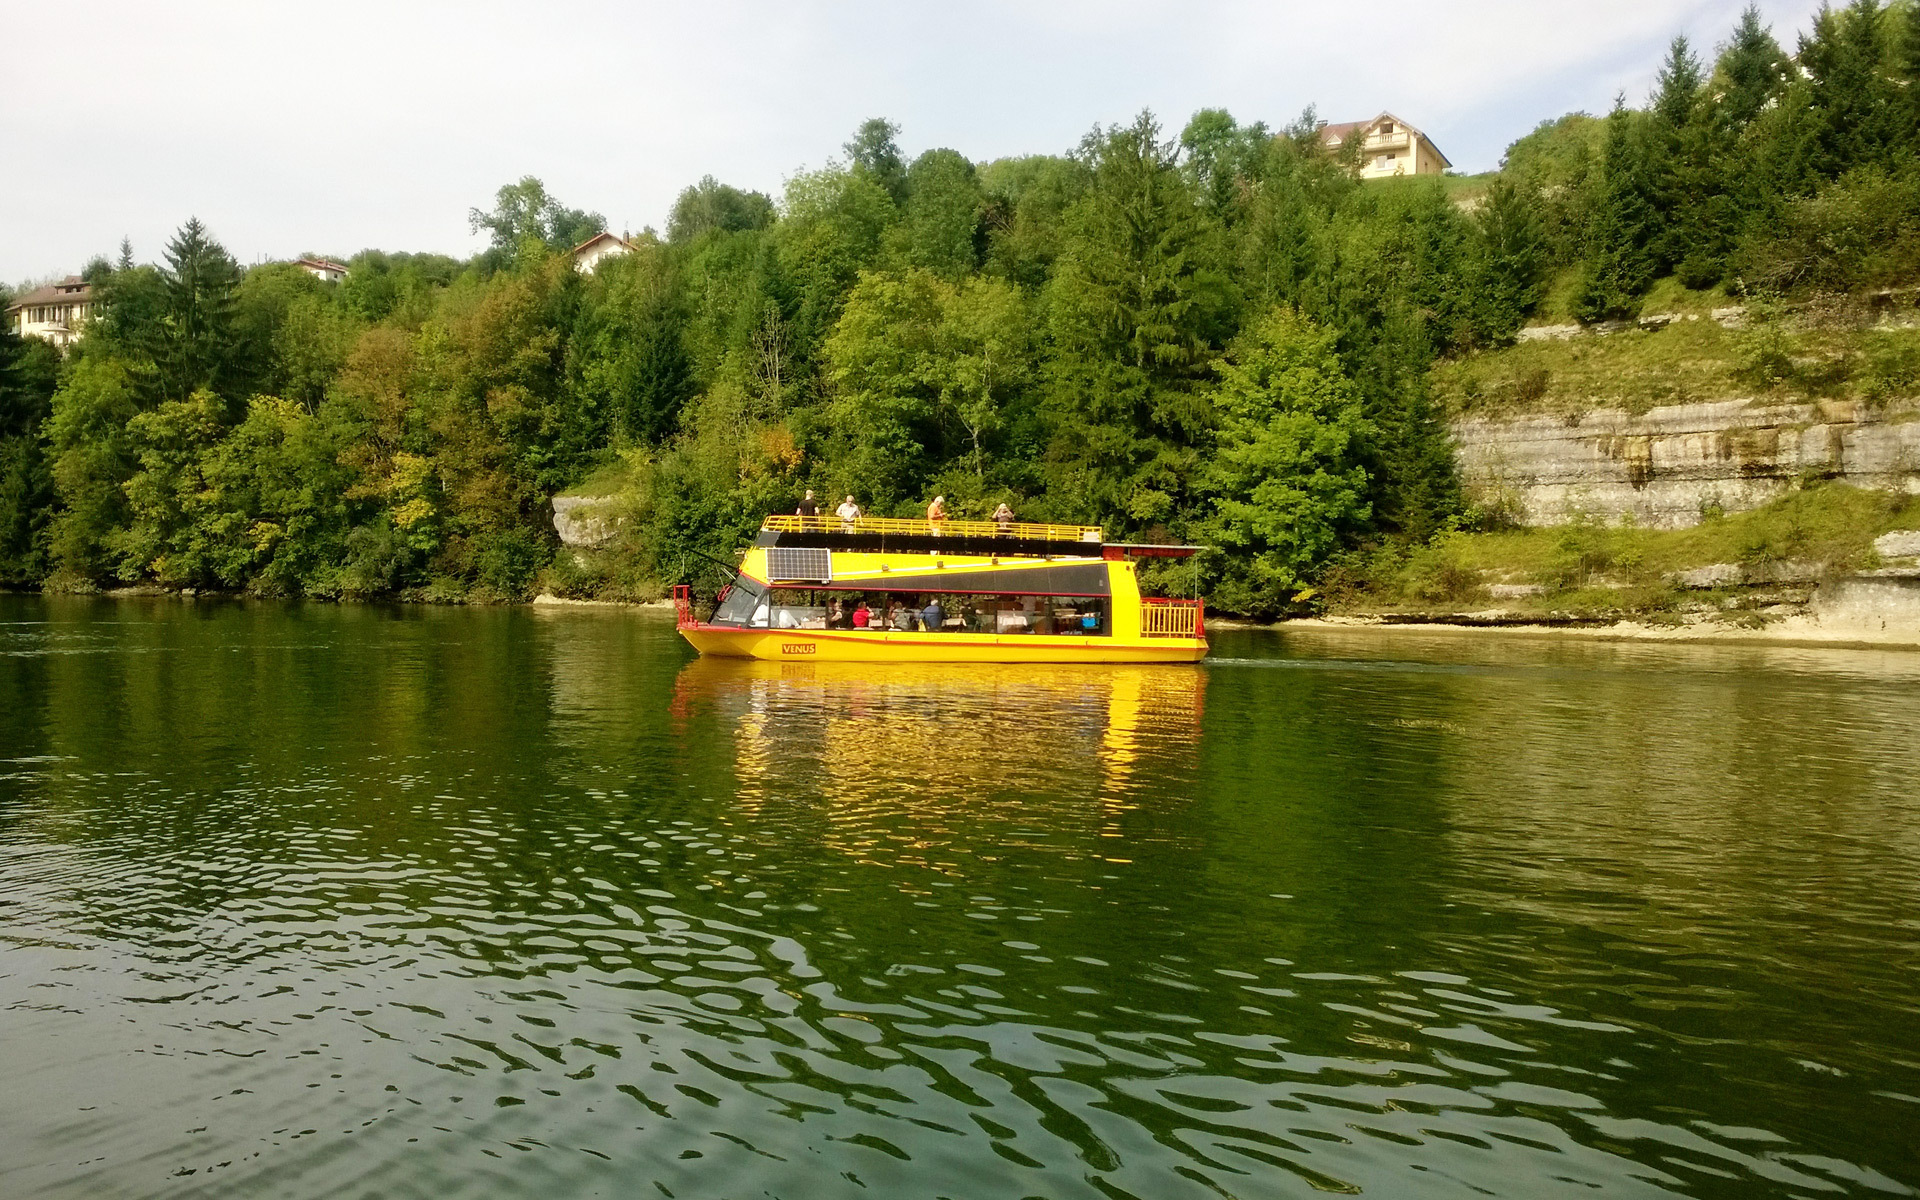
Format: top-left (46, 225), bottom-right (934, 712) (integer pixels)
top-left (893, 600), bottom-right (919, 631)
top-left (825, 598), bottom-right (845, 628)
top-left (921, 597), bottom-right (945, 631)
top-left (852, 599), bottom-right (872, 629)
top-left (1080, 606), bottom-right (1102, 634)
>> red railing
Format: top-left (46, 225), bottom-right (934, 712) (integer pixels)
top-left (671, 584), bottom-right (695, 628)
top-left (1141, 596), bottom-right (1205, 638)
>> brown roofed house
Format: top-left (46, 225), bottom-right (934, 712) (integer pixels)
top-left (295, 257), bottom-right (349, 284)
top-left (5, 276), bottom-right (94, 347)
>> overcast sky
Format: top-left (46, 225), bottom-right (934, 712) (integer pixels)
top-left (3, 0), bottom-right (1821, 284)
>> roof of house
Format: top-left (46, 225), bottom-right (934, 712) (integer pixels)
top-left (5, 276), bottom-right (92, 313)
top-left (295, 257), bottom-right (349, 273)
top-left (570, 231), bottom-right (634, 256)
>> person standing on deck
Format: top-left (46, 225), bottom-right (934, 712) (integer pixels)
top-left (796, 490), bottom-right (819, 518)
top-left (992, 502), bottom-right (1014, 535)
top-left (836, 495), bottom-right (862, 532)
top-left (926, 495), bottom-right (946, 535)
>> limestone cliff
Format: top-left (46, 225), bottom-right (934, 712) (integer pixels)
top-left (1453, 398), bottom-right (1920, 528)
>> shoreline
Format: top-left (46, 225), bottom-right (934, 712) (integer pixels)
top-left (12, 588), bottom-right (1920, 651)
top-left (1248, 613), bottom-right (1920, 652)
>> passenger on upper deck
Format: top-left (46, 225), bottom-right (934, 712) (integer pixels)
top-left (796, 489), bottom-right (818, 517)
top-left (992, 502), bottom-right (1014, 534)
top-left (836, 495), bottom-right (862, 531)
top-left (926, 495), bottom-right (947, 532)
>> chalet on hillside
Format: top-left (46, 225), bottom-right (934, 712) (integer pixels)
top-left (1319, 113), bottom-right (1451, 179)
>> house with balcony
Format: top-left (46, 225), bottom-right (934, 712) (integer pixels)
top-left (1319, 113), bottom-right (1451, 179)
top-left (5, 276), bottom-right (94, 347)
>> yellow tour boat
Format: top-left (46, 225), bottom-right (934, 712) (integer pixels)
top-left (673, 513), bottom-right (1207, 663)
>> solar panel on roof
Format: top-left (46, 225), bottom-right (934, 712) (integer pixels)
top-left (766, 547), bottom-right (832, 583)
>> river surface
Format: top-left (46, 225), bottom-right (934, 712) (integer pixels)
top-left (2, 595), bottom-right (1917, 1200)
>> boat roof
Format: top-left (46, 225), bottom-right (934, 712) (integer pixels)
top-left (756, 515), bottom-right (1203, 559)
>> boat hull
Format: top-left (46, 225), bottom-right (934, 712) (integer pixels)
top-left (678, 624), bottom-right (1207, 663)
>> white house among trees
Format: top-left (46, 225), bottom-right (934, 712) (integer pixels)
top-left (1319, 113), bottom-right (1451, 179)
top-left (570, 231), bottom-right (636, 273)
top-left (294, 257), bottom-right (348, 283)
top-left (5, 276), bottom-right (93, 346)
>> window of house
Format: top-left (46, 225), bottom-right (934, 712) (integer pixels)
top-left (1380, 122), bottom-right (1395, 134)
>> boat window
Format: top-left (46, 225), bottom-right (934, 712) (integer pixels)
top-left (710, 579), bottom-right (767, 627)
top-left (843, 594), bottom-right (1109, 636)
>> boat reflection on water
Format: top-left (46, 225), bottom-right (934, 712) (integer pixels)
top-left (669, 658), bottom-right (1205, 864)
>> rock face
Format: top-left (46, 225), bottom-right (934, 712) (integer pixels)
top-left (1875, 530), bottom-right (1920, 559)
top-left (1453, 398), bottom-right (1920, 528)
top-left (1811, 569), bottom-right (1920, 633)
top-left (551, 495), bottom-right (623, 549)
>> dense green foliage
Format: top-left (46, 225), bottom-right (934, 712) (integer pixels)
top-left (4, 2), bottom-right (1916, 614)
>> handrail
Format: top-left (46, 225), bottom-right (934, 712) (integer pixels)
top-left (671, 584), bottom-right (695, 629)
top-left (764, 513), bottom-right (1103, 543)
top-left (1140, 596), bottom-right (1205, 639)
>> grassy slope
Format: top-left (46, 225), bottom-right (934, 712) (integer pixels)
top-left (1328, 484), bottom-right (1920, 619)
top-left (1434, 300), bottom-right (1920, 420)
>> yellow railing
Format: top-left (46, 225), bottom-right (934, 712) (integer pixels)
top-left (763, 514), bottom-right (1104, 543)
top-left (1140, 598), bottom-right (1203, 638)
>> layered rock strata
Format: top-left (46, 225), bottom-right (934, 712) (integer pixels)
top-left (1453, 399), bottom-right (1920, 528)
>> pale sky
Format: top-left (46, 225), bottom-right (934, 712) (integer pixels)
top-left (2, 0), bottom-right (1820, 284)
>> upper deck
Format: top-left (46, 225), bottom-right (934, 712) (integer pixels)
top-left (758, 514), bottom-right (1105, 559)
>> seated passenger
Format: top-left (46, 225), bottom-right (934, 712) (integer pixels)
top-left (893, 604), bottom-right (917, 631)
top-left (852, 601), bottom-right (871, 629)
top-left (922, 598), bottom-right (945, 630)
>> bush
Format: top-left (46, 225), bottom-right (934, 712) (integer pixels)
top-left (471, 527), bottom-right (549, 599)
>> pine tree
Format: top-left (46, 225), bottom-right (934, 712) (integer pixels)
top-left (1471, 175), bottom-right (1549, 340)
top-left (140, 218), bottom-right (247, 413)
top-left (1046, 111), bottom-right (1225, 529)
top-left (1898, 0), bottom-right (1920, 143)
top-left (0, 326), bottom-right (57, 584)
top-left (1800, 0), bottom-right (1899, 177)
top-left (1577, 100), bottom-right (1659, 319)
top-left (1716, 5), bottom-right (1787, 133)
top-left (1648, 37), bottom-right (1714, 278)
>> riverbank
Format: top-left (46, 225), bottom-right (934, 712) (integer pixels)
top-left (1260, 611), bottom-right (1920, 651)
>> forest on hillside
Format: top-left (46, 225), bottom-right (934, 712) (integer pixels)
top-left (3, 1), bottom-right (1919, 615)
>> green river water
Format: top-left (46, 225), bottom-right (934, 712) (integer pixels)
top-left (1, 595), bottom-right (1917, 1199)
